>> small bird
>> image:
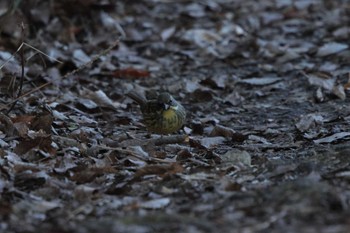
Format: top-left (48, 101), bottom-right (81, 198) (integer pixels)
top-left (127, 91), bottom-right (186, 134)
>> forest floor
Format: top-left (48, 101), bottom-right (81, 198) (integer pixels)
top-left (0, 0), bottom-right (350, 232)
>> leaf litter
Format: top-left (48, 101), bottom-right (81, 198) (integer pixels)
top-left (0, 0), bottom-right (350, 232)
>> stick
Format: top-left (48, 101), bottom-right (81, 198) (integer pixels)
top-left (4, 37), bottom-right (121, 109)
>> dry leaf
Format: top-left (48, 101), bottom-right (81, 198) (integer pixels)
top-left (239, 77), bottom-right (281, 86)
top-left (313, 132), bottom-right (350, 144)
top-left (316, 42), bottom-right (348, 57)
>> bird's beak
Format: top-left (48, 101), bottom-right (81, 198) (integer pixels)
top-left (164, 103), bottom-right (170, 110)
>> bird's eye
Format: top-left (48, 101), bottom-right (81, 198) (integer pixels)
top-left (158, 103), bottom-right (166, 109)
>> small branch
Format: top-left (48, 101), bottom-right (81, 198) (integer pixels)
top-left (22, 42), bottom-right (63, 64)
top-left (6, 22), bottom-right (26, 114)
top-left (18, 23), bottom-right (25, 98)
top-left (4, 37), bottom-right (121, 110)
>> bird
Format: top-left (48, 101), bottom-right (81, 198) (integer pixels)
top-left (127, 91), bottom-right (186, 134)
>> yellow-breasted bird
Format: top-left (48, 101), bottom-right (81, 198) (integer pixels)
top-left (127, 91), bottom-right (186, 134)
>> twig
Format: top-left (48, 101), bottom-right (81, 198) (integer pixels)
top-left (22, 42), bottom-right (63, 63)
top-left (3, 37), bottom-right (121, 110)
top-left (0, 42), bottom-right (62, 71)
top-left (6, 22), bottom-right (26, 114)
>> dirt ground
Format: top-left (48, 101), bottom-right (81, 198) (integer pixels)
top-left (1, 0), bottom-right (350, 232)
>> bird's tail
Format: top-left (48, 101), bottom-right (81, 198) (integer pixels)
top-left (126, 91), bottom-right (147, 105)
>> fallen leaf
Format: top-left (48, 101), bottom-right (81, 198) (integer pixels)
top-left (332, 84), bottom-right (346, 100)
top-left (296, 114), bottom-right (324, 132)
top-left (80, 88), bottom-right (121, 109)
top-left (303, 72), bottom-right (335, 91)
top-left (161, 26), bottom-right (176, 41)
top-left (190, 136), bottom-right (226, 149)
top-left (176, 149), bottom-right (193, 161)
top-left (77, 98), bottom-right (98, 110)
top-left (200, 75), bottom-right (227, 89)
top-left (179, 172), bottom-right (217, 181)
top-left (313, 132), bottom-right (350, 144)
top-left (183, 29), bottom-right (222, 48)
top-left (133, 163), bottom-right (183, 181)
top-left (315, 87), bottom-right (324, 102)
top-left (14, 130), bottom-right (55, 156)
top-left (113, 67), bottom-right (150, 79)
top-left (13, 199), bottom-right (61, 213)
top-left (140, 198), bottom-right (170, 209)
top-left (239, 77), bottom-right (281, 86)
top-left (224, 91), bottom-right (245, 106)
top-left (209, 125), bottom-right (235, 138)
top-left (316, 42), bottom-right (348, 57)
top-left (73, 49), bottom-right (90, 66)
top-left (191, 89), bottom-right (213, 102)
top-left (248, 135), bottom-right (271, 144)
top-left (220, 149), bottom-right (251, 166)
top-left (31, 114), bottom-right (53, 134)
top-left (343, 74), bottom-right (350, 90)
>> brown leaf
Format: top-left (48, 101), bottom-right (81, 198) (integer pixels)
top-left (200, 75), bottom-right (227, 89)
top-left (191, 89), bottom-right (213, 102)
top-left (132, 163), bottom-right (184, 181)
top-left (176, 149), bottom-right (193, 161)
top-left (343, 74), bottom-right (350, 90)
top-left (14, 172), bottom-right (46, 191)
top-left (113, 67), bottom-right (150, 79)
top-left (31, 114), bottom-right (53, 134)
top-left (11, 115), bottom-right (36, 125)
top-left (13, 122), bottom-right (29, 138)
top-left (210, 125), bottom-right (235, 138)
top-left (10, 113), bottom-right (53, 135)
top-left (14, 130), bottom-right (55, 155)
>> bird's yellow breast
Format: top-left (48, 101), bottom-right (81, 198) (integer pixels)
top-left (159, 108), bottom-right (182, 133)
top-left (162, 107), bottom-right (177, 119)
